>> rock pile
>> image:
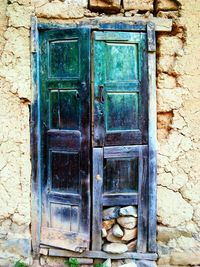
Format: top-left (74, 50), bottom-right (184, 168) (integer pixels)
top-left (102, 206), bottom-right (138, 253)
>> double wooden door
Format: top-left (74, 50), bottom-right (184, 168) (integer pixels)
top-left (39, 28), bottom-right (148, 253)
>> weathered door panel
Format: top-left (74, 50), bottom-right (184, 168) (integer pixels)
top-left (39, 28), bottom-right (90, 251)
top-left (93, 31), bottom-right (148, 146)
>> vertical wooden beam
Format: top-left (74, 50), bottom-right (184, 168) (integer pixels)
top-left (147, 22), bottom-right (156, 52)
top-left (147, 23), bottom-right (157, 253)
top-left (137, 147), bottom-right (148, 253)
top-left (31, 16), bottom-right (41, 258)
top-left (92, 148), bottom-right (103, 251)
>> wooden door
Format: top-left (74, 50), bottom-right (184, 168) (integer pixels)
top-left (39, 28), bottom-right (91, 252)
top-left (93, 31), bottom-right (148, 146)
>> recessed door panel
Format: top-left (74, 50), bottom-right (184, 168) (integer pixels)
top-left (50, 151), bottom-right (80, 194)
top-left (49, 39), bottom-right (79, 78)
top-left (50, 203), bottom-right (80, 232)
top-left (106, 92), bottom-right (139, 132)
top-left (105, 43), bottom-right (138, 82)
top-left (49, 90), bottom-right (80, 130)
top-left (103, 157), bottom-right (138, 194)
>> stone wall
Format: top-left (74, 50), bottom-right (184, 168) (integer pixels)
top-left (0, 0), bottom-right (200, 266)
top-left (102, 206), bottom-right (138, 253)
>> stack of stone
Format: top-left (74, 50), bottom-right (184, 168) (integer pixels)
top-left (102, 206), bottom-right (137, 254)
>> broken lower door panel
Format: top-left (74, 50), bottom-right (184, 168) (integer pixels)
top-left (93, 31), bottom-right (148, 147)
top-left (92, 146), bottom-right (148, 253)
top-left (39, 28), bottom-right (91, 252)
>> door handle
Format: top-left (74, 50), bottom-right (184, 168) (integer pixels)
top-left (98, 84), bottom-right (104, 103)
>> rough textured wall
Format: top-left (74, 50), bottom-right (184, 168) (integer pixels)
top-left (0, 0), bottom-right (200, 266)
top-left (0, 0), bottom-right (33, 266)
top-left (156, 0), bottom-right (200, 266)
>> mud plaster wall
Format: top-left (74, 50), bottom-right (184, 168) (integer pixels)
top-left (0, 0), bottom-right (200, 266)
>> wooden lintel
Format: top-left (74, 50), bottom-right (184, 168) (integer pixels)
top-left (48, 249), bottom-right (158, 261)
top-left (37, 17), bottom-right (172, 32)
top-left (98, 17), bottom-right (172, 32)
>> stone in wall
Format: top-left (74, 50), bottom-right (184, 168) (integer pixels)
top-left (157, 225), bottom-right (192, 243)
top-left (103, 243), bottom-right (128, 254)
top-left (157, 73), bottom-right (177, 89)
top-left (7, 0), bottom-right (31, 5)
top-left (103, 206), bottom-right (120, 220)
top-left (157, 35), bottom-right (183, 56)
top-left (65, 0), bottom-right (88, 6)
top-left (35, 0), bottom-right (86, 19)
top-left (157, 10), bottom-right (179, 19)
top-left (6, 2), bottom-right (33, 28)
top-left (89, 0), bottom-right (121, 13)
top-left (123, 0), bottom-right (154, 11)
top-left (170, 251), bottom-right (200, 265)
top-left (0, 27), bottom-right (32, 99)
top-left (32, 0), bottom-right (88, 8)
top-left (157, 88), bottom-right (184, 112)
top-left (157, 111), bottom-right (173, 139)
top-left (112, 224), bottom-right (124, 237)
top-left (157, 170), bottom-right (188, 191)
top-left (103, 219), bottom-right (115, 230)
top-left (157, 55), bottom-right (175, 73)
top-left (157, 186), bottom-right (193, 227)
top-left (156, 0), bottom-right (179, 12)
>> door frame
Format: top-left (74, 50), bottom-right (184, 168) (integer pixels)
top-left (31, 17), bottom-right (157, 259)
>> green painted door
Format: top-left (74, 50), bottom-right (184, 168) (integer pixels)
top-left (93, 31), bottom-right (148, 146)
top-left (39, 28), bottom-right (90, 251)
